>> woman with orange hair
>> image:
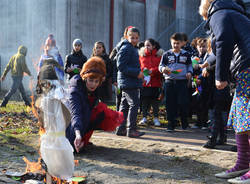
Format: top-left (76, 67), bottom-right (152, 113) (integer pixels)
top-left (66, 57), bottom-right (123, 153)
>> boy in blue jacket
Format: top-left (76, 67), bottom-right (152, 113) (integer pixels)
top-left (159, 33), bottom-right (193, 132)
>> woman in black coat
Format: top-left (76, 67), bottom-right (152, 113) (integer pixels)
top-left (199, 0), bottom-right (250, 183)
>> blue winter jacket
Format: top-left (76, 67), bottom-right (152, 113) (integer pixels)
top-left (116, 39), bottom-right (142, 89)
top-left (206, 0), bottom-right (250, 81)
top-left (66, 75), bottom-right (98, 146)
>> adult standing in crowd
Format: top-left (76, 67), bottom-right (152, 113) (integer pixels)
top-left (199, 0), bottom-right (250, 183)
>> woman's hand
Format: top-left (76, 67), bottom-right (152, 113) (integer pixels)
top-left (74, 130), bottom-right (84, 153)
top-left (216, 80), bottom-right (228, 90)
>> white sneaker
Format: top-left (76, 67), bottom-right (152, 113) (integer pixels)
top-left (228, 176), bottom-right (250, 184)
top-left (139, 117), bottom-right (147, 125)
top-left (201, 126), bottom-right (208, 130)
top-left (153, 118), bottom-right (161, 126)
top-left (215, 169), bottom-right (249, 179)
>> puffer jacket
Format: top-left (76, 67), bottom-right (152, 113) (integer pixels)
top-left (139, 47), bottom-right (163, 87)
top-left (116, 39), bottom-right (142, 89)
top-left (2, 45), bottom-right (31, 77)
top-left (206, 0), bottom-right (250, 82)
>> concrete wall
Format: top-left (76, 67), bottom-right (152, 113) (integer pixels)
top-left (69, 0), bottom-right (110, 57)
top-left (113, 0), bottom-right (145, 47)
top-left (0, 0), bottom-right (68, 92)
top-left (157, 6), bottom-right (176, 50)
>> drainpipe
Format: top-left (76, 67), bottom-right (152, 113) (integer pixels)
top-left (173, 0), bottom-right (176, 10)
top-left (109, 0), bottom-right (114, 54)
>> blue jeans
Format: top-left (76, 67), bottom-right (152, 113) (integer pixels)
top-left (119, 89), bottom-right (140, 131)
top-left (1, 76), bottom-right (30, 106)
top-left (164, 79), bottom-right (189, 129)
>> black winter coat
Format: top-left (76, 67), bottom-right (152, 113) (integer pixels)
top-left (65, 50), bottom-right (87, 80)
top-left (98, 54), bottom-right (113, 101)
top-left (206, 0), bottom-right (250, 82)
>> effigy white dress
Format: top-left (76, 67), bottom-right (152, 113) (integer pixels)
top-left (39, 81), bottom-right (74, 180)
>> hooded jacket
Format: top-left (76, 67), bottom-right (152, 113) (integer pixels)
top-left (2, 45), bottom-right (31, 77)
top-left (139, 47), bottom-right (163, 87)
top-left (206, 0), bottom-right (250, 82)
top-left (116, 39), bottom-right (142, 89)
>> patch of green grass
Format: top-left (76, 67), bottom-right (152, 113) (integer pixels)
top-left (0, 101), bottom-right (30, 113)
top-left (2, 127), bottom-right (32, 134)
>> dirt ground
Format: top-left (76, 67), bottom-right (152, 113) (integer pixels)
top-left (0, 125), bottom-right (237, 184)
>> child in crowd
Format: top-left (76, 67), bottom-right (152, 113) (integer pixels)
top-left (181, 34), bottom-right (198, 120)
top-left (38, 45), bottom-right (64, 81)
top-left (66, 57), bottom-right (123, 153)
top-left (110, 26), bottom-right (132, 111)
top-left (115, 27), bottom-right (145, 138)
top-left (181, 33), bottom-right (198, 57)
top-left (159, 33), bottom-right (193, 132)
top-left (91, 41), bottom-right (113, 103)
top-left (64, 39), bottom-right (87, 80)
top-left (138, 38), bottom-right (164, 127)
top-left (0, 45), bottom-right (32, 107)
top-left (43, 34), bottom-right (64, 84)
top-left (200, 39), bottom-right (231, 148)
top-left (191, 38), bottom-right (210, 129)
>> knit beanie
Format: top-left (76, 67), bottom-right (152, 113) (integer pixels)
top-left (72, 39), bottom-right (83, 47)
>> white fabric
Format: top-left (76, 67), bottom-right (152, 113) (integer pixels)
top-left (40, 81), bottom-right (74, 180)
